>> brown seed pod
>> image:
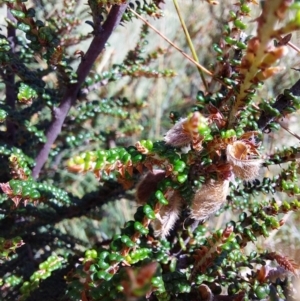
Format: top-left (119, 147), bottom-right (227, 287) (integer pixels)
top-left (135, 170), bottom-right (166, 204)
top-left (152, 189), bottom-right (182, 238)
top-left (164, 112), bottom-right (207, 151)
top-left (164, 118), bottom-right (193, 148)
top-left (226, 141), bottom-right (263, 181)
top-left (190, 179), bottom-right (229, 221)
top-left (198, 284), bottom-right (214, 301)
top-left (136, 170), bottom-right (183, 238)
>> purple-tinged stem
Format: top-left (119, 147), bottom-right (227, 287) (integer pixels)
top-left (32, 4), bottom-right (128, 179)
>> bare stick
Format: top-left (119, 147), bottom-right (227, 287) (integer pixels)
top-left (279, 121), bottom-right (300, 140)
top-left (32, 4), bottom-right (128, 179)
top-left (129, 8), bottom-right (213, 77)
top-left (172, 0), bottom-right (208, 90)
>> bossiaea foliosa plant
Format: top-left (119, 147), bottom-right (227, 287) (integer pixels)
top-left (2, 0), bottom-right (300, 300)
top-left (68, 1), bottom-right (300, 300)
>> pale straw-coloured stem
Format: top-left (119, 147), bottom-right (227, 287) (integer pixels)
top-left (172, 0), bottom-right (208, 90)
top-left (279, 120), bottom-right (300, 140)
top-left (129, 8), bottom-right (213, 77)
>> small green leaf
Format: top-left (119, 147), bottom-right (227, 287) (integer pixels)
top-left (11, 9), bottom-right (26, 18)
top-left (177, 174), bottom-right (187, 183)
top-left (234, 19), bottom-right (247, 30)
top-left (143, 205), bottom-right (156, 219)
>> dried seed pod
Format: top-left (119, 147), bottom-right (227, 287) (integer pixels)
top-left (152, 189), bottom-right (182, 238)
top-left (164, 112), bottom-right (207, 150)
top-left (136, 170), bottom-right (183, 238)
top-left (136, 170), bottom-right (166, 204)
top-left (198, 284), bottom-right (214, 301)
top-left (164, 118), bottom-right (193, 147)
top-left (227, 141), bottom-right (263, 181)
top-left (190, 179), bottom-right (229, 221)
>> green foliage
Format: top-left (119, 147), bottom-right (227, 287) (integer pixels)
top-left (1, 0), bottom-right (300, 301)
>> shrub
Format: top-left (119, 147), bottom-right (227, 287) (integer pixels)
top-left (1, 0), bottom-right (300, 300)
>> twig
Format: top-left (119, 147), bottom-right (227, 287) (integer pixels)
top-left (172, 0), bottom-right (208, 91)
top-left (128, 8), bottom-right (213, 77)
top-left (5, 10), bottom-right (17, 145)
top-left (279, 121), bottom-right (300, 140)
top-left (286, 40), bottom-right (300, 53)
top-left (32, 4), bottom-right (128, 179)
top-left (276, 34), bottom-right (300, 54)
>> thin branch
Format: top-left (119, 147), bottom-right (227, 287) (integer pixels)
top-left (286, 40), bottom-right (300, 53)
top-left (279, 120), bottom-right (300, 140)
top-left (172, 0), bottom-right (208, 91)
top-left (5, 9), bottom-right (17, 145)
top-left (276, 34), bottom-right (300, 54)
top-left (129, 8), bottom-right (213, 77)
top-left (32, 4), bottom-right (128, 179)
